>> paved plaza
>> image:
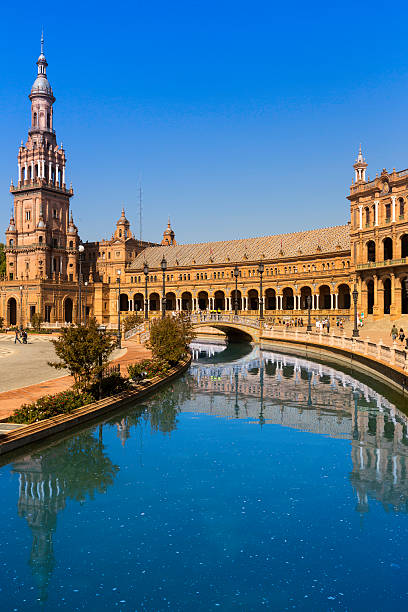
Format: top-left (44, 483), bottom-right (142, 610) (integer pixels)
top-left (0, 335), bottom-right (151, 420)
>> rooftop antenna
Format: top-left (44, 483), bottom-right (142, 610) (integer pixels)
top-left (139, 181), bottom-right (143, 244)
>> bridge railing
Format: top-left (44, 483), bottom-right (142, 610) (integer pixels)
top-left (189, 313), bottom-right (261, 329)
top-left (261, 326), bottom-right (408, 371)
top-left (124, 321), bottom-right (149, 340)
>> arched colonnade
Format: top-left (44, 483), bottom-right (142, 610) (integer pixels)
top-left (118, 284), bottom-right (351, 313)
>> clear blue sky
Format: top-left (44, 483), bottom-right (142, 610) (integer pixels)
top-left (1, 0), bottom-right (408, 245)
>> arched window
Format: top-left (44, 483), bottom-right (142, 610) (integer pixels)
top-left (385, 203), bottom-right (391, 221)
top-left (33, 112), bottom-right (37, 126)
top-left (383, 237), bottom-right (393, 261)
top-left (400, 198), bottom-right (405, 219)
top-left (39, 236), bottom-right (43, 244)
top-left (69, 241), bottom-right (73, 248)
top-left (367, 240), bottom-right (375, 262)
top-left (365, 207), bottom-right (370, 226)
top-left (9, 239), bottom-right (13, 247)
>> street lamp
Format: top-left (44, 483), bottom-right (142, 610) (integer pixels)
top-left (352, 284), bottom-right (359, 337)
top-left (117, 269), bottom-right (122, 348)
top-left (84, 281), bottom-right (88, 324)
top-left (258, 261), bottom-right (264, 320)
top-left (78, 244), bottom-right (85, 325)
top-left (143, 262), bottom-right (149, 321)
top-left (161, 256), bottom-right (167, 319)
top-left (233, 265), bottom-right (239, 316)
top-left (19, 284), bottom-right (23, 329)
top-left (306, 295), bottom-right (312, 331)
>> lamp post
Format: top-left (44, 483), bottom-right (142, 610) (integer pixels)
top-left (117, 269), bottom-right (122, 348)
top-left (143, 262), bottom-right (149, 321)
top-left (78, 244), bottom-right (84, 325)
top-left (19, 284), bottom-right (23, 329)
top-left (84, 281), bottom-right (88, 324)
top-left (233, 265), bottom-right (239, 316)
top-left (352, 284), bottom-right (359, 337)
top-left (258, 261), bottom-right (264, 320)
top-left (161, 256), bottom-right (167, 319)
top-left (306, 295), bottom-right (312, 331)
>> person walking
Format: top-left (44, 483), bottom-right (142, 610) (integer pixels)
top-left (399, 328), bottom-right (405, 344)
top-left (14, 329), bottom-right (21, 344)
top-left (391, 324), bottom-right (398, 341)
top-left (327, 319), bottom-right (330, 334)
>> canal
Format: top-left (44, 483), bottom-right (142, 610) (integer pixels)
top-left (1, 341), bottom-right (408, 611)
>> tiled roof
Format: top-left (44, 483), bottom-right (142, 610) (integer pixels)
top-left (129, 224), bottom-right (351, 271)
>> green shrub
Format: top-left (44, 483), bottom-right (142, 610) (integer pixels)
top-left (128, 358), bottom-right (170, 381)
top-left (123, 313), bottom-right (144, 333)
top-left (148, 314), bottom-right (195, 365)
top-left (8, 390), bottom-right (94, 424)
top-left (88, 372), bottom-right (130, 399)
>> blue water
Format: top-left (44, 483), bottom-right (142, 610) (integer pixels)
top-left (1, 343), bottom-right (408, 611)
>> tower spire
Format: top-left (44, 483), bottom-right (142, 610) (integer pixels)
top-left (353, 145), bottom-right (368, 183)
top-left (41, 29), bottom-right (44, 56)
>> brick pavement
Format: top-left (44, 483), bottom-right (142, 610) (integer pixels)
top-left (0, 337), bottom-right (151, 421)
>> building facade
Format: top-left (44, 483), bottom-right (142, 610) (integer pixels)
top-left (2, 43), bottom-right (408, 328)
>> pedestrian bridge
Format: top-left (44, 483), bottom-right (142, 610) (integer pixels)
top-left (189, 313), bottom-right (261, 342)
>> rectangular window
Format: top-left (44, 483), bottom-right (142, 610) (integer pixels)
top-left (25, 210), bottom-right (31, 221)
top-left (53, 209), bottom-right (58, 219)
top-left (45, 305), bottom-right (52, 323)
top-left (30, 305), bottom-right (36, 319)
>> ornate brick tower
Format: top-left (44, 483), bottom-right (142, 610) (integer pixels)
top-left (6, 34), bottom-right (76, 282)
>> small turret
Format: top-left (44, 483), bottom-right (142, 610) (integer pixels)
top-left (353, 144), bottom-right (368, 183)
top-left (161, 219), bottom-right (176, 246)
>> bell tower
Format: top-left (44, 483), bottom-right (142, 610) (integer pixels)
top-left (6, 34), bottom-right (76, 282)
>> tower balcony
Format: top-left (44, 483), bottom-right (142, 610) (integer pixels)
top-left (10, 177), bottom-right (73, 196)
top-left (28, 125), bottom-right (56, 136)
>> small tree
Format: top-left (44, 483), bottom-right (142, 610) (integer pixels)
top-left (148, 313), bottom-right (195, 365)
top-left (123, 312), bottom-right (144, 333)
top-left (0, 316), bottom-right (4, 330)
top-left (49, 317), bottom-right (116, 391)
top-left (31, 312), bottom-right (43, 332)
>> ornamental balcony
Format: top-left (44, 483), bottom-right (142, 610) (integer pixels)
top-left (10, 177), bottom-right (73, 195)
top-left (356, 257), bottom-right (408, 271)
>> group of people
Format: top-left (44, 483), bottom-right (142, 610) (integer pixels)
top-left (14, 329), bottom-right (28, 344)
top-left (391, 324), bottom-right (408, 348)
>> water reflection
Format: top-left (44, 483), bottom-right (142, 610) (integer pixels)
top-left (12, 431), bottom-right (119, 602)
top-left (6, 343), bottom-right (408, 606)
top-left (189, 343), bottom-right (408, 514)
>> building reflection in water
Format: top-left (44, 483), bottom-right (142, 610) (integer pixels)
top-left (11, 430), bottom-right (119, 603)
top-left (190, 343), bottom-right (408, 515)
top-left (9, 344), bottom-right (408, 601)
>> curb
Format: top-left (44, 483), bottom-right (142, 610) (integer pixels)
top-left (0, 354), bottom-right (191, 457)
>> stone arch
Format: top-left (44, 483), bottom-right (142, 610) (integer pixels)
top-left (166, 292), bottom-right (176, 311)
top-left (265, 288), bottom-right (276, 310)
top-left (133, 292), bottom-right (144, 312)
top-left (383, 237), bottom-right (393, 261)
top-left (64, 297), bottom-right (73, 323)
top-left (367, 240), bottom-right (376, 262)
top-left (401, 234), bottom-right (408, 259)
top-left (366, 279), bottom-right (374, 315)
top-left (197, 291), bottom-right (208, 310)
top-left (319, 284), bottom-right (331, 309)
top-left (119, 293), bottom-right (129, 312)
top-left (181, 291), bottom-right (194, 311)
top-left (300, 286), bottom-right (312, 309)
top-left (149, 292), bottom-right (160, 311)
top-left (230, 289), bottom-right (242, 310)
top-left (383, 277), bottom-right (391, 314)
top-left (214, 290), bottom-right (225, 310)
top-left (7, 297), bottom-right (17, 326)
top-left (282, 287), bottom-right (294, 310)
top-left (247, 288), bottom-right (259, 310)
top-left (338, 284), bottom-right (350, 309)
